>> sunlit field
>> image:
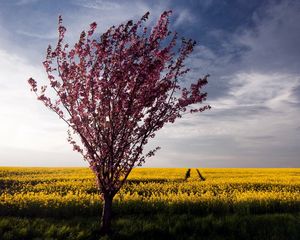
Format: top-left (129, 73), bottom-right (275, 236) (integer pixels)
top-left (0, 168), bottom-right (299, 239)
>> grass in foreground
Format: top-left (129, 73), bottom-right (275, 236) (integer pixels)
top-left (1, 213), bottom-right (299, 240)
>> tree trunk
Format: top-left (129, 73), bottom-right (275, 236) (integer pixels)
top-left (100, 193), bottom-right (113, 235)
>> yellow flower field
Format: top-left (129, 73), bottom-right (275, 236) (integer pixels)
top-left (0, 168), bottom-right (299, 217)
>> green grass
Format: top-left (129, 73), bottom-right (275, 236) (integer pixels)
top-left (0, 213), bottom-right (299, 240)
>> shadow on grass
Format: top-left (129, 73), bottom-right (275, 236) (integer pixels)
top-left (0, 213), bottom-right (299, 240)
top-left (1, 198), bottom-right (299, 219)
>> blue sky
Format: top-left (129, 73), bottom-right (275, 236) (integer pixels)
top-left (0, 0), bottom-right (299, 167)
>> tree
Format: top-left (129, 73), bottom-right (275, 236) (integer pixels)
top-left (28, 11), bottom-right (210, 234)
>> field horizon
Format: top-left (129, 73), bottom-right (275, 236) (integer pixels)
top-left (1, 166), bottom-right (298, 169)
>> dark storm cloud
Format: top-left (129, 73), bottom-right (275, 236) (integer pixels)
top-left (169, 0), bottom-right (263, 45)
top-left (236, 0), bottom-right (300, 74)
top-left (180, 0), bottom-right (300, 104)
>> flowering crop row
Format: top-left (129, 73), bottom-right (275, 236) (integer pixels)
top-left (0, 168), bottom-right (299, 217)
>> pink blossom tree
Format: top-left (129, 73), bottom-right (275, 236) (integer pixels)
top-left (28, 11), bottom-right (210, 234)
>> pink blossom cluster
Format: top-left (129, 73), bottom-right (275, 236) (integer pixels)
top-left (28, 11), bottom-right (210, 196)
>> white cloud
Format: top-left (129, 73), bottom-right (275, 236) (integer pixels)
top-left (226, 72), bottom-right (299, 108)
top-left (174, 9), bottom-right (196, 27)
top-left (0, 48), bottom-right (83, 166)
top-left (16, 29), bottom-right (57, 40)
top-left (73, 0), bottom-right (122, 10)
top-left (15, 0), bottom-right (39, 5)
top-left (148, 71), bottom-right (300, 167)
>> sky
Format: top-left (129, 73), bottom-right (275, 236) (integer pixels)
top-left (0, 0), bottom-right (299, 168)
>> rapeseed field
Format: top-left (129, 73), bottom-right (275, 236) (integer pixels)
top-left (0, 168), bottom-right (299, 239)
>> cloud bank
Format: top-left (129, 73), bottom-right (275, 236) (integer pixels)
top-left (0, 0), bottom-right (299, 167)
